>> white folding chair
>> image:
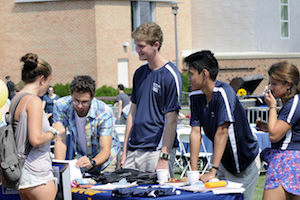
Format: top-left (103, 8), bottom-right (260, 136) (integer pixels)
top-left (177, 128), bottom-right (212, 178)
top-left (114, 124), bottom-right (125, 143)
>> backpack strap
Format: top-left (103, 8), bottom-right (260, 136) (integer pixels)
top-left (9, 93), bottom-right (33, 156)
top-left (9, 93), bottom-right (32, 125)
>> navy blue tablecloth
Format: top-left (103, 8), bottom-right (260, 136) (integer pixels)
top-left (72, 187), bottom-right (243, 200)
top-left (0, 185), bottom-right (243, 200)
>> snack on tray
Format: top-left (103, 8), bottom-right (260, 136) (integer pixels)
top-left (168, 177), bottom-right (188, 183)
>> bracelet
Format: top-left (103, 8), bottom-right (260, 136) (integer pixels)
top-left (269, 107), bottom-right (276, 109)
top-left (211, 165), bottom-right (219, 171)
top-left (49, 127), bottom-right (59, 138)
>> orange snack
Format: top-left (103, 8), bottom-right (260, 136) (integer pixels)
top-left (204, 180), bottom-right (227, 188)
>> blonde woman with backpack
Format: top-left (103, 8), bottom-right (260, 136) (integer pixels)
top-left (11, 53), bottom-right (65, 200)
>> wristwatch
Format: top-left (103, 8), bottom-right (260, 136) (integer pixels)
top-left (49, 127), bottom-right (59, 138)
top-left (211, 165), bottom-right (219, 171)
top-left (160, 152), bottom-right (170, 160)
top-left (90, 158), bottom-right (97, 168)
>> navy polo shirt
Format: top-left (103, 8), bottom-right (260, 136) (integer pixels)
top-left (128, 62), bottom-right (182, 151)
top-left (190, 81), bottom-right (259, 174)
top-left (275, 94), bottom-right (300, 150)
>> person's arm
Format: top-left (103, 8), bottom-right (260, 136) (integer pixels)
top-left (27, 96), bottom-right (65, 147)
top-left (117, 100), bottom-right (123, 122)
top-left (156, 111), bottom-right (178, 170)
top-left (52, 101), bottom-right (67, 160)
top-left (190, 126), bottom-right (201, 170)
top-left (264, 91), bottom-right (291, 142)
top-left (200, 122), bottom-right (230, 182)
top-left (118, 103), bottom-right (136, 168)
top-left (76, 135), bottom-right (112, 169)
top-left (42, 100), bottom-right (46, 110)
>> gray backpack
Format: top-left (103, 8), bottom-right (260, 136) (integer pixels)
top-left (0, 93), bottom-right (31, 189)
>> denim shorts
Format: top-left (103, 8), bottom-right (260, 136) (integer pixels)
top-left (18, 167), bottom-right (57, 190)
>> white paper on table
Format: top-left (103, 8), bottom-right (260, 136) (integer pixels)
top-left (52, 159), bottom-right (82, 182)
top-left (179, 180), bottom-right (245, 194)
top-left (212, 181), bottom-right (245, 194)
top-left (212, 188), bottom-right (245, 194)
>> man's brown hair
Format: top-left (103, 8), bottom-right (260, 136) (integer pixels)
top-left (132, 22), bottom-right (163, 51)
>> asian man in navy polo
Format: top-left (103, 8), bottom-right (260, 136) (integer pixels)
top-left (186, 50), bottom-right (260, 200)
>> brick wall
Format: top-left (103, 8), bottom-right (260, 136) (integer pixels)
top-left (0, 0), bottom-right (97, 85)
top-left (0, 0), bottom-right (192, 89)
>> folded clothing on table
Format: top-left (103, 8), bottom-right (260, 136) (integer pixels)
top-left (87, 168), bottom-right (158, 185)
top-left (112, 186), bottom-right (180, 197)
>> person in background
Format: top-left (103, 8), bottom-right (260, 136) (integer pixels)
top-left (5, 75), bottom-right (16, 100)
top-left (0, 99), bottom-right (10, 128)
top-left (119, 22), bottom-right (182, 178)
top-left (42, 86), bottom-right (59, 125)
top-left (12, 53), bottom-right (65, 200)
top-left (263, 61), bottom-right (300, 200)
top-left (185, 50), bottom-right (260, 200)
top-left (116, 84), bottom-right (130, 124)
top-left (53, 75), bottom-right (121, 173)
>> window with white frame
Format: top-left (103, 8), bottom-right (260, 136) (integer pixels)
top-left (131, 1), bottom-right (155, 51)
top-left (280, 0), bottom-right (289, 38)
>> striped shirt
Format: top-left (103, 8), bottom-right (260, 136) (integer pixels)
top-left (128, 61), bottom-right (182, 151)
top-left (53, 96), bottom-right (121, 170)
top-left (275, 94), bottom-right (300, 150)
top-left (190, 81), bottom-right (259, 174)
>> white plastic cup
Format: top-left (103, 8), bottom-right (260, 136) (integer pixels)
top-left (187, 170), bottom-right (199, 185)
top-left (156, 169), bottom-right (170, 184)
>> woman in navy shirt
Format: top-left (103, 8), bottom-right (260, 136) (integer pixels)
top-left (263, 61), bottom-right (300, 199)
top-left (42, 86), bottom-right (59, 125)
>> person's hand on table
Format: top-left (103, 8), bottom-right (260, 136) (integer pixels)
top-left (156, 158), bottom-right (169, 170)
top-left (118, 152), bottom-right (127, 168)
top-left (76, 156), bottom-right (93, 169)
top-left (199, 169), bottom-right (217, 182)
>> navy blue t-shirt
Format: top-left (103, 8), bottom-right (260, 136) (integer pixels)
top-left (128, 62), bottom-right (182, 151)
top-left (274, 94), bottom-right (300, 150)
top-left (43, 94), bottom-right (59, 114)
top-left (190, 81), bottom-right (259, 174)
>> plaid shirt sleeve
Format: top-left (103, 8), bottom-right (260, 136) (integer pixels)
top-left (97, 110), bottom-right (114, 137)
top-left (52, 97), bottom-right (70, 126)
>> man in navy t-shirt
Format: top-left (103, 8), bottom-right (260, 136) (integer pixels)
top-left (185, 50), bottom-right (259, 200)
top-left (119, 22), bottom-right (182, 177)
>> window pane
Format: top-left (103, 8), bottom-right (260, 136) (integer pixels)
top-left (140, 2), bottom-right (151, 24)
top-left (281, 22), bottom-right (289, 37)
top-left (131, 2), bottom-right (138, 31)
top-left (281, 6), bottom-right (288, 20)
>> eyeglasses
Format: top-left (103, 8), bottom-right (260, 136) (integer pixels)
top-left (72, 99), bottom-right (91, 107)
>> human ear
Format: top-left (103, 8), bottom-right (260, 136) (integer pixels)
top-left (154, 41), bottom-right (160, 50)
top-left (39, 75), bottom-right (46, 86)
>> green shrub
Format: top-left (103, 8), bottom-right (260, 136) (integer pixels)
top-left (124, 88), bottom-right (132, 95)
top-left (15, 81), bottom-right (24, 92)
top-left (53, 83), bottom-right (70, 97)
top-left (181, 72), bottom-right (190, 92)
top-left (95, 85), bottom-right (118, 97)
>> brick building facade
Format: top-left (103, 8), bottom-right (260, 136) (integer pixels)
top-left (1, 0), bottom-right (300, 95)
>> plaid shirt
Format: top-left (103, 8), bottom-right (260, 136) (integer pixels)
top-left (53, 96), bottom-right (120, 170)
